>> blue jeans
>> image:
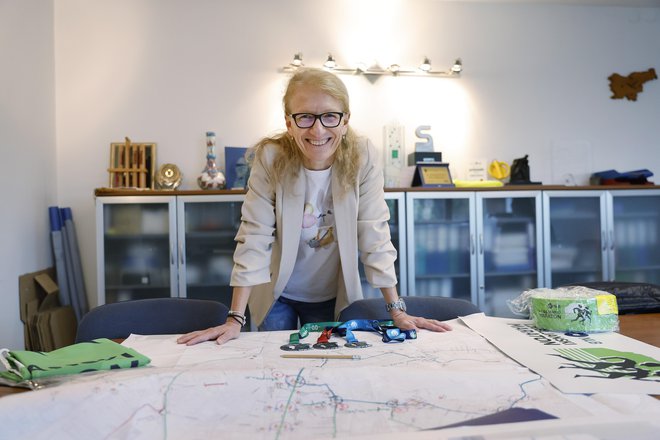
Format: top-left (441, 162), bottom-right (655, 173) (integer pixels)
top-left (258, 296), bottom-right (336, 331)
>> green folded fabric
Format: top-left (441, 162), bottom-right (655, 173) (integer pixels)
top-left (0, 338), bottom-right (151, 384)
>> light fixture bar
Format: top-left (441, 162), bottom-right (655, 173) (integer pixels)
top-left (281, 54), bottom-right (462, 78)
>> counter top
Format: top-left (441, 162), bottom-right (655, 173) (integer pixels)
top-left (95, 184), bottom-right (660, 197)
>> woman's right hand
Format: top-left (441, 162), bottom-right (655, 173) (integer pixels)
top-left (176, 321), bottom-right (242, 346)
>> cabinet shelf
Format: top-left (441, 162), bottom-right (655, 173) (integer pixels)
top-left (104, 233), bottom-right (169, 240)
top-left (184, 231), bottom-right (238, 239)
top-left (415, 273), bottom-right (471, 280)
top-left (106, 284), bottom-right (169, 290)
top-left (483, 269), bottom-right (538, 277)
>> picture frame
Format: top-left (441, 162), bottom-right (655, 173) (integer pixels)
top-left (224, 146), bottom-right (252, 189)
top-left (411, 162), bottom-right (454, 187)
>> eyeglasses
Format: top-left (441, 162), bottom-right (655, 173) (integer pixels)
top-left (289, 112), bottom-right (344, 128)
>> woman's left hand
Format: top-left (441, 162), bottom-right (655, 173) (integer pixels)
top-left (390, 311), bottom-right (452, 332)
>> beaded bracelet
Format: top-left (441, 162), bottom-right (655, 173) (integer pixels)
top-left (227, 310), bottom-right (246, 327)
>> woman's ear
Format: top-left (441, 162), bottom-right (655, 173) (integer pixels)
top-left (285, 116), bottom-right (294, 135)
top-left (341, 113), bottom-right (350, 134)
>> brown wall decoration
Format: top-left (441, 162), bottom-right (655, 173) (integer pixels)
top-left (608, 68), bottom-right (657, 101)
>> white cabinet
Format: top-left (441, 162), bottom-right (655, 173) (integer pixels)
top-left (359, 192), bottom-right (407, 298)
top-left (96, 187), bottom-right (660, 319)
top-left (96, 194), bottom-right (244, 311)
top-left (543, 189), bottom-right (660, 286)
top-left (96, 196), bottom-right (178, 304)
top-left (176, 195), bottom-right (245, 303)
top-left (97, 191), bottom-right (403, 313)
top-left (405, 190), bottom-right (543, 317)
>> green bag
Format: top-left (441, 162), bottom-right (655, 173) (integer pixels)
top-left (0, 338), bottom-right (151, 384)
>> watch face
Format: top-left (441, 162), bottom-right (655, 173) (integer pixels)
top-left (387, 298), bottom-right (406, 312)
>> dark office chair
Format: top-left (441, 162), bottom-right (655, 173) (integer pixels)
top-left (75, 298), bottom-right (229, 342)
top-left (339, 296), bottom-right (481, 322)
top-left (560, 281), bottom-right (660, 314)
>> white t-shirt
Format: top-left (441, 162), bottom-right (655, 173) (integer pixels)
top-left (283, 167), bottom-right (339, 302)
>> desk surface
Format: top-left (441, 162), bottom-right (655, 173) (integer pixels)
top-left (618, 313), bottom-right (660, 348)
top-left (1, 314), bottom-right (659, 439)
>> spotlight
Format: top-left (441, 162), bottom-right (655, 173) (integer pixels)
top-left (323, 54), bottom-right (336, 69)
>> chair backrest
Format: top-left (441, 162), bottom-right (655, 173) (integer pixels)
top-left (339, 296), bottom-right (481, 322)
top-left (75, 298), bottom-right (229, 342)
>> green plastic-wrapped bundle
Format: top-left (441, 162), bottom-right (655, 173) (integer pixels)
top-left (528, 287), bottom-right (619, 333)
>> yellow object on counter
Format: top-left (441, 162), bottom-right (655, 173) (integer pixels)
top-left (488, 160), bottom-right (511, 180)
top-left (454, 180), bottom-right (504, 188)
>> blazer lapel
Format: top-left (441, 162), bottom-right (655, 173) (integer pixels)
top-left (331, 171), bottom-right (359, 299)
top-left (274, 169), bottom-right (306, 294)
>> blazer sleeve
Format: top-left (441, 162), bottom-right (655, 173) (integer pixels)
top-left (230, 145), bottom-right (277, 286)
top-left (356, 138), bottom-right (398, 288)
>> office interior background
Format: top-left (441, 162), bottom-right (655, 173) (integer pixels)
top-left (2, 0), bottom-right (659, 349)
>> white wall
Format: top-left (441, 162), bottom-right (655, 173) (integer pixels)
top-left (1, 0), bottom-right (57, 349)
top-left (3, 0), bottom-right (659, 348)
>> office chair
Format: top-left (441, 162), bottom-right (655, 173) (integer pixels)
top-left (560, 281), bottom-right (660, 314)
top-left (75, 298), bottom-right (229, 342)
top-left (339, 296), bottom-right (481, 322)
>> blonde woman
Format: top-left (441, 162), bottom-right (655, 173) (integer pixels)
top-left (178, 69), bottom-right (451, 346)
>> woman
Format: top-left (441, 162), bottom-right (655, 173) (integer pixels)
top-left (178, 68), bottom-right (451, 346)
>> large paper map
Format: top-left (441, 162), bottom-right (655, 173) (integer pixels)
top-left (1, 317), bottom-right (659, 439)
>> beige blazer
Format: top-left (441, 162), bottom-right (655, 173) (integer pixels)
top-left (230, 137), bottom-right (398, 326)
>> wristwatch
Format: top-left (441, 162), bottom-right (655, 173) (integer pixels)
top-left (385, 297), bottom-right (407, 313)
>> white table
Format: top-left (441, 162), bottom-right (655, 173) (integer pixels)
top-left (1, 315), bottom-right (659, 439)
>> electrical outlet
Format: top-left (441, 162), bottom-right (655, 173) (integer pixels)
top-left (383, 124), bottom-right (405, 187)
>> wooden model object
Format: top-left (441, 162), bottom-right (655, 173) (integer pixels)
top-left (108, 137), bottom-right (156, 189)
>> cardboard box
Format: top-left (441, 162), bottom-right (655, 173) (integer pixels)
top-left (18, 268), bottom-right (77, 351)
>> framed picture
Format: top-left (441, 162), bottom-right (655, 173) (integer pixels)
top-left (108, 138), bottom-right (156, 189)
top-left (224, 146), bottom-right (252, 189)
top-left (411, 162), bottom-right (454, 187)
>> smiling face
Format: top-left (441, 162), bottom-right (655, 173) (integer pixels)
top-left (285, 85), bottom-right (349, 170)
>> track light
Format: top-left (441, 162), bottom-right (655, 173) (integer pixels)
top-left (291, 53), bottom-right (303, 67)
top-left (323, 53), bottom-right (336, 69)
top-left (281, 53), bottom-right (462, 79)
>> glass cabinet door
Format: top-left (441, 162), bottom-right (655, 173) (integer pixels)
top-left (477, 191), bottom-right (543, 317)
top-left (360, 192), bottom-right (406, 298)
top-left (609, 190), bottom-right (660, 284)
top-left (96, 196), bottom-right (176, 304)
top-left (177, 195), bottom-right (245, 307)
top-left (406, 192), bottom-right (475, 303)
top-left (543, 191), bottom-right (607, 287)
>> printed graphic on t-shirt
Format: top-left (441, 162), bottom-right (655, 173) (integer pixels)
top-left (301, 189), bottom-right (334, 249)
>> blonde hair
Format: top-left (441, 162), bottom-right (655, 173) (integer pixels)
top-left (252, 68), bottom-right (360, 195)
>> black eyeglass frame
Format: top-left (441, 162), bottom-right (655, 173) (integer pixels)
top-left (288, 112), bottom-right (345, 128)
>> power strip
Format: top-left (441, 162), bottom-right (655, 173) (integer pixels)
top-left (383, 124), bottom-right (405, 187)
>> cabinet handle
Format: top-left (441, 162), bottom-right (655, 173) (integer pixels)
top-left (478, 234), bottom-right (484, 255)
top-left (609, 229), bottom-right (615, 250)
top-left (179, 243), bottom-right (185, 265)
top-left (601, 231), bottom-right (607, 251)
top-left (470, 234), bottom-right (475, 255)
